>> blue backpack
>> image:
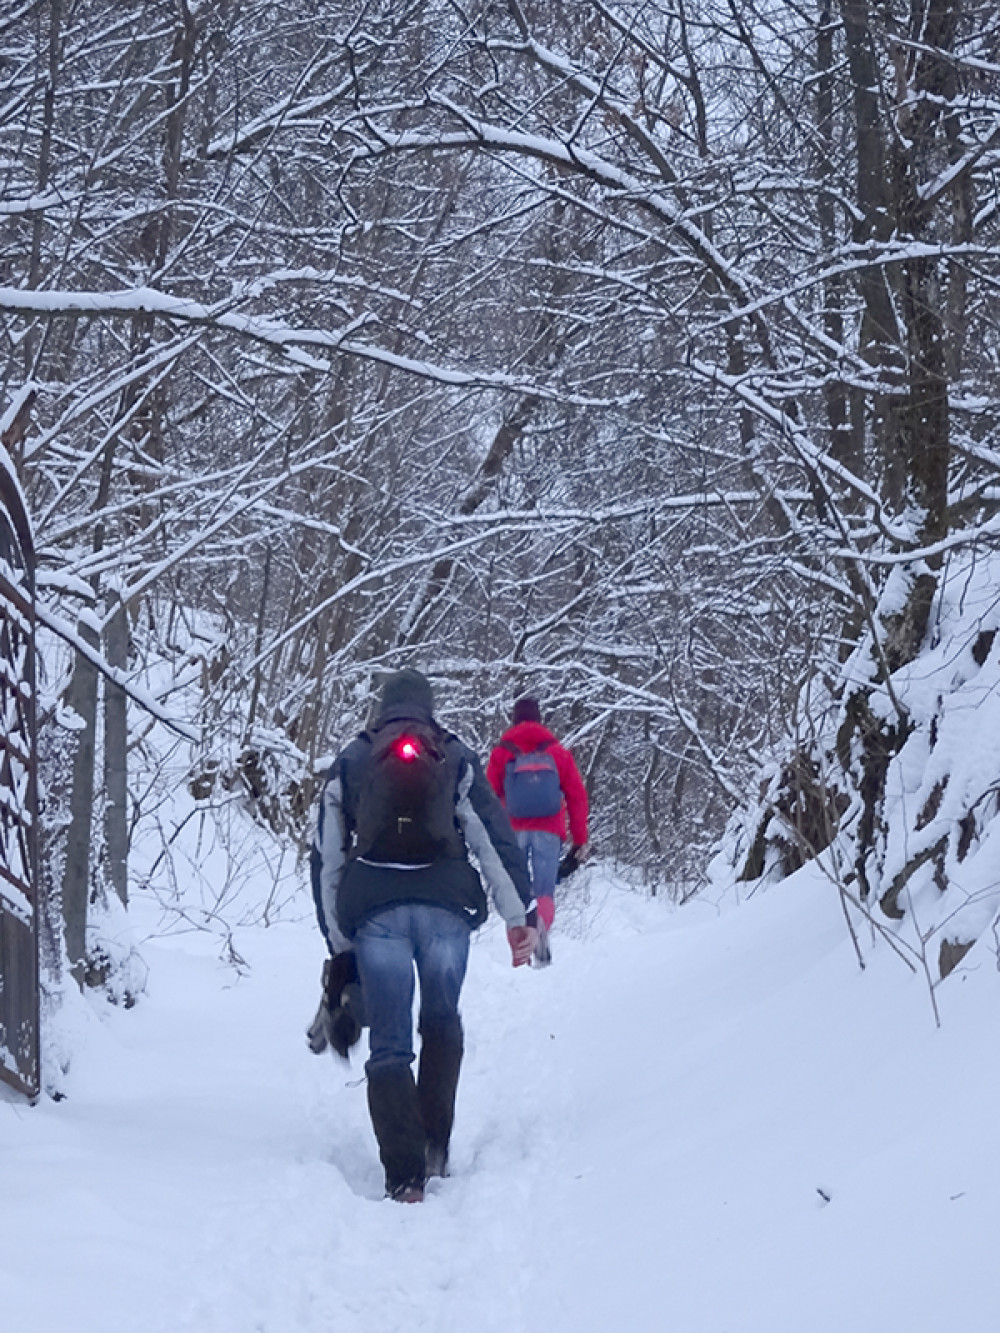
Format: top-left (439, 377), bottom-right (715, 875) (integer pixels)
top-left (503, 740), bottom-right (562, 818)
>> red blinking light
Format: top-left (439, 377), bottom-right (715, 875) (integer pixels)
top-left (394, 736), bottom-right (421, 762)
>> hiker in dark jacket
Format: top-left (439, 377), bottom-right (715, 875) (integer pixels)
top-left (486, 696), bottom-right (589, 965)
top-left (309, 668), bottom-right (536, 1203)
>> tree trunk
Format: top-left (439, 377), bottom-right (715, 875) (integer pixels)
top-left (61, 617), bottom-right (99, 979)
top-left (103, 591), bottom-right (129, 907)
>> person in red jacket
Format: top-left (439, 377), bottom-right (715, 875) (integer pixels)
top-left (486, 697), bottom-right (589, 965)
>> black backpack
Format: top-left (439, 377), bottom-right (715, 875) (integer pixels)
top-left (503, 740), bottom-right (562, 818)
top-left (350, 719), bottom-right (462, 864)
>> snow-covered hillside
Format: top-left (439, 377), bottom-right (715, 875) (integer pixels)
top-left (3, 860), bottom-right (998, 1333)
top-left (716, 550), bottom-right (1000, 1001)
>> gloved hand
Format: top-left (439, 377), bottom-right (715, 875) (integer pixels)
top-left (327, 987), bottom-right (364, 1060)
top-left (507, 924), bottom-right (538, 968)
top-left (558, 842), bottom-right (589, 881)
top-left (325, 949), bottom-right (360, 1001)
top-left (306, 953), bottom-right (365, 1059)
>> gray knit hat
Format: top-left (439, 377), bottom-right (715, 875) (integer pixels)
top-left (378, 668), bottom-right (435, 718)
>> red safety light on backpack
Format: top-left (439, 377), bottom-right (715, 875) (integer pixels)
top-left (393, 735), bottom-right (421, 763)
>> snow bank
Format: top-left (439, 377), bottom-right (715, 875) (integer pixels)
top-left (712, 550), bottom-right (1000, 989)
top-left (3, 859), bottom-right (999, 1332)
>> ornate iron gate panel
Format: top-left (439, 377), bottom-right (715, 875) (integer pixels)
top-left (0, 451), bottom-right (38, 1100)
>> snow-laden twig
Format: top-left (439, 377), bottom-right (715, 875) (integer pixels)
top-left (0, 284), bottom-right (630, 408)
top-left (35, 604), bottom-right (197, 741)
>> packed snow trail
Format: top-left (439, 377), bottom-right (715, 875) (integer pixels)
top-left (3, 868), bottom-right (999, 1333)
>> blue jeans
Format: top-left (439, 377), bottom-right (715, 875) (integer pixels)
top-left (354, 903), bottom-right (471, 1190)
top-left (354, 903), bottom-right (471, 1071)
top-left (516, 828), bottom-right (561, 900)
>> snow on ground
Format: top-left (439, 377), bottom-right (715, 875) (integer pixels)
top-left (3, 861), bottom-right (999, 1333)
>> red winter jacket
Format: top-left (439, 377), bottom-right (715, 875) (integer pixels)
top-left (486, 721), bottom-right (589, 845)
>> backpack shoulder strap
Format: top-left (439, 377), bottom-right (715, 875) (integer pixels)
top-left (512, 737), bottom-right (555, 754)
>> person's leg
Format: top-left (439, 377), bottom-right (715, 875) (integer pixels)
top-left (521, 828), bottom-right (560, 899)
top-left (520, 830), bottom-right (560, 963)
top-left (412, 905), bottom-right (471, 1177)
top-left (353, 905), bottom-right (426, 1197)
top-left (518, 828), bottom-right (560, 904)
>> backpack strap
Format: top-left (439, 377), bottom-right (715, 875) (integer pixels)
top-left (505, 738), bottom-right (553, 756)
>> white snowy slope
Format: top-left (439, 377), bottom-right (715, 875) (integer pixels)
top-left (2, 865), bottom-right (999, 1333)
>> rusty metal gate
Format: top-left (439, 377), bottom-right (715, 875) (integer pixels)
top-left (0, 447), bottom-right (39, 1100)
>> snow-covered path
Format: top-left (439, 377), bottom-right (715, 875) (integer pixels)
top-left (3, 870), bottom-right (999, 1332)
